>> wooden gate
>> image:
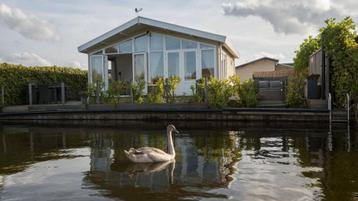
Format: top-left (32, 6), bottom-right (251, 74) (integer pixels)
top-left (257, 80), bottom-right (285, 107)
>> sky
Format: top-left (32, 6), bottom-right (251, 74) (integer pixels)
top-left (0, 0), bottom-right (357, 69)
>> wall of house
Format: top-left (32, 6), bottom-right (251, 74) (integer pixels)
top-left (236, 59), bottom-right (277, 82)
top-left (224, 50), bottom-right (235, 79)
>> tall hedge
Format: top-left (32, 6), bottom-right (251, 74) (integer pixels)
top-left (0, 63), bottom-right (87, 105)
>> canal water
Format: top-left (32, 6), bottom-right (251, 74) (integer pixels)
top-left (0, 122), bottom-right (356, 201)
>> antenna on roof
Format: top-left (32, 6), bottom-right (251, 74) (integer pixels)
top-left (134, 8), bottom-right (143, 15)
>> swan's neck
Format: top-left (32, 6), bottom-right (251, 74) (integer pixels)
top-left (167, 131), bottom-right (175, 156)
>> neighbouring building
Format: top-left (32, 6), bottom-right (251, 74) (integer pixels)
top-left (78, 16), bottom-right (239, 95)
top-left (235, 57), bottom-right (293, 82)
top-left (305, 49), bottom-right (330, 108)
top-left (235, 57), bottom-right (294, 107)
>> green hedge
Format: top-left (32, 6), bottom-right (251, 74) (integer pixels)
top-left (0, 63), bottom-right (87, 105)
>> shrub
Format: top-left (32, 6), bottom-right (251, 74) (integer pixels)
top-left (285, 71), bottom-right (306, 107)
top-left (190, 78), bottom-right (206, 103)
top-left (147, 78), bottom-right (164, 104)
top-left (131, 80), bottom-right (145, 104)
top-left (164, 76), bottom-right (181, 103)
top-left (239, 79), bottom-right (257, 107)
top-left (207, 77), bottom-right (233, 108)
top-left (106, 80), bottom-right (130, 105)
top-left (0, 63), bottom-right (87, 105)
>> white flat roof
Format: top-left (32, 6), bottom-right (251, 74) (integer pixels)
top-left (78, 16), bottom-right (239, 58)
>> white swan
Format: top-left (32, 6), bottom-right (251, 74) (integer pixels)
top-left (124, 124), bottom-right (179, 163)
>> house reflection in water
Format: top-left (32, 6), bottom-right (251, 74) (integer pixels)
top-left (83, 131), bottom-right (240, 199)
top-left (0, 125), bottom-right (357, 201)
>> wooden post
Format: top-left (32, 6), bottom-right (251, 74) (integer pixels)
top-left (1, 86), bottom-right (4, 105)
top-left (28, 83), bottom-right (33, 105)
top-left (61, 82), bottom-right (65, 104)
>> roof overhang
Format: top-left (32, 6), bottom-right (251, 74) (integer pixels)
top-left (78, 16), bottom-right (239, 58)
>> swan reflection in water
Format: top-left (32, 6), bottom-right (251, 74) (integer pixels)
top-left (83, 131), bottom-right (241, 200)
top-left (112, 160), bottom-right (176, 184)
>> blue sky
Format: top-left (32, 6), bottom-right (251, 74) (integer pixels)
top-left (0, 0), bottom-right (357, 68)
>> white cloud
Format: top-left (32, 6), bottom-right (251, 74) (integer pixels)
top-left (3, 52), bottom-right (52, 66)
top-left (65, 61), bottom-right (83, 68)
top-left (0, 3), bottom-right (59, 41)
top-left (254, 52), bottom-right (286, 61)
top-left (222, 0), bottom-right (347, 35)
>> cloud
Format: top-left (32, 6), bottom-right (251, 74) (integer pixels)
top-left (65, 61), bottom-right (83, 68)
top-left (0, 3), bottom-right (59, 41)
top-left (222, 0), bottom-right (346, 34)
top-left (3, 52), bottom-right (52, 66)
top-left (254, 51), bottom-right (286, 61)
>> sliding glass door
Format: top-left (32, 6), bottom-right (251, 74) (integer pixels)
top-left (166, 51), bottom-right (180, 78)
top-left (133, 53), bottom-right (147, 92)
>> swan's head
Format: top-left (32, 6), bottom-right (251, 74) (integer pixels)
top-left (167, 124), bottom-right (179, 134)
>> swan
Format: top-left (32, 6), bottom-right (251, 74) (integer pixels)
top-left (124, 124), bottom-right (179, 163)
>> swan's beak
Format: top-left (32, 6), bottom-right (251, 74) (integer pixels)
top-left (173, 128), bottom-right (179, 134)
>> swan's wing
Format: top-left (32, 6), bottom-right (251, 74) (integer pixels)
top-left (137, 147), bottom-right (167, 155)
top-left (147, 151), bottom-right (171, 162)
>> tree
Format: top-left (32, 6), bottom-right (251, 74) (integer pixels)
top-left (293, 36), bottom-right (320, 72)
top-left (319, 17), bottom-right (358, 107)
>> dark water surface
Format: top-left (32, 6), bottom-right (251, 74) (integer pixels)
top-left (0, 122), bottom-right (357, 201)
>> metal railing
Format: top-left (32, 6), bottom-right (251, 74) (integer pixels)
top-left (328, 93), bottom-right (351, 125)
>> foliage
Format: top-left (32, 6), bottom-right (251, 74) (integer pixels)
top-left (0, 63), bottom-right (87, 105)
top-left (293, 36), bottom-right (320, 72)
top-left (106, 80), bottom-right (130, 105)
top-left (147, 78), bottom-right (164, 104)
top-left (285, 71), bottom-right (307, 107)
top-left (190, 78), bottom-right (206, 103)
top-left (131, 80), bottom-right (145, 104)
top-left (239, 79), bottom-right (258, 107)
top-left (191, 76), bottom-right (258, 108)
top-left (164, 76), bottom-right (181, 103)
top-left (207, 77), bottom-right (233, 108)
top-left (319, 17), bottom-right (358, 107)
top-left (293, 17), bottom-right (358, 108)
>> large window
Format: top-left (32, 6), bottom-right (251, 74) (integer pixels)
top-left (134, 35), bottom-right (147, 52)
top-left (150, 33), bottom-right (163, 51)
top-left (134, 54), bottom-right (145, 82)
top-left (105, 45), bottom-right (117, 54)
top-left (201, 49), bottom-right (215, 78)
top-left (182, 39), bottom-right (197, 49)
top-left (90, 55), bottom-right (103, 83)
top-left (165, 36), bottom-right (180, 50)
top-left (167, 52), bottom-right (180, 77)
top-left (184, 51), bottom-right (196, 80)
top-left (118, 40), bottom-right (132, 53)
top-left (149, 52), bottom-right (164, 83)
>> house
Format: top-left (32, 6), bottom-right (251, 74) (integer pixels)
top-left (235, 57), bottom-right (294, 107)
top-left (78, 16), bottom-right (239, 95)
top-left (235, 57), bottom-right (293, 82)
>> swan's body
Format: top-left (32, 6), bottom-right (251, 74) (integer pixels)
top-left (124, 125), bottom-right (178, 163)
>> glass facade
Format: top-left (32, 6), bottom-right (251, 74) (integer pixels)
top-left (90, 32), bottom-right (218, 94)
top-left (184, 51), bottom-right (196, 80)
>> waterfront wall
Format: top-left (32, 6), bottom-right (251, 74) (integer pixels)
top-left (0, 104), bottom-right (329, 122)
